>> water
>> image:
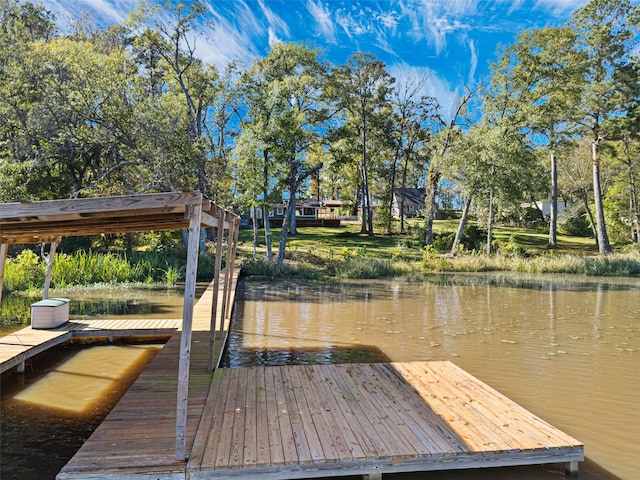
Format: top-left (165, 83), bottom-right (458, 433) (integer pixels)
top-left (0, 342), bottom-right (162, 479)
top-left (224, 274), bottom-right (640, 480)
top-left (0, 285), bottom-right (191, 336)
top-left (0, 284), bottom-right (207, 479)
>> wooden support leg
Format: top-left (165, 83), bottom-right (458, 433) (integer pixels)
top-left (565, 461), bottom-right (579, 476)
top-left (363, 474), bottom-right (382, 480)
top-left (17, 360), bottom-right (25, 374)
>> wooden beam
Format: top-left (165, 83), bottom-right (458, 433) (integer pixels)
top-left (224, 217), bottom-right (240, 320)
top-left (0, 243), bottom-right (7, 306)
top-left (566, 461), bottom-right (579, 476)
top-left (0, 191), bottom-right (201, 220)
top-left (42, 240), bottom-right (60, 299)
top-left (208, 208), bottom-right (226, 372)
top-left (175, 199), bottom-right (202, 461)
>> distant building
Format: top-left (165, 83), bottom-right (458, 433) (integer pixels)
top-left (392, 188), bottom-right (426, 219)
top-left (242, 198), bottom-right (340, 227)
top-left (520, 200), bottom-right (571, 220)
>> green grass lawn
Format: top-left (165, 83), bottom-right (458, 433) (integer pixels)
top-left (237, 218), bottom-right (601, 263)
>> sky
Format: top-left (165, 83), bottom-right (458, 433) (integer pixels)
top-left (43, 0), bottom-right (602, 116)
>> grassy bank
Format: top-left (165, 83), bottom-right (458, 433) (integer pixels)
top-left (3, 221), bottom-right (639, 293)
top-left (238, 221), bottom-right (640, 279)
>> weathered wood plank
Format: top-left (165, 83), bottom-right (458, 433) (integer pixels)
top-left (264, 366), bottom-right (286, 466)
top-left (306, 364), bottom-right (364, 461)
top-left (187, 362), bottom-right (582, 480)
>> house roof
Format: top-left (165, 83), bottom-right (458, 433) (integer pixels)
top-left (0, 191), bottom-right (236, 245)
top-left (393, 188), bottom-right (426, 206)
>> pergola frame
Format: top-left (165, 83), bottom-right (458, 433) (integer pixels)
top-left (0, 191), bottom-right (240, 460)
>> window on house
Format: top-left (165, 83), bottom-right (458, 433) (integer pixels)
top-left (303, 208), bottom-right (314, 216)
top-left (277, 207), bottom-right (284, 216)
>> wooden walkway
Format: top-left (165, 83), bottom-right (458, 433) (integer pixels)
top-left (187, 361), bottom-right (583, 479)
top-left (57, 268), bottom-right (240, 480)
top-left (0, 318), bottom-right (182, 374)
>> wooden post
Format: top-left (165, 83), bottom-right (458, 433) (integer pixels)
top-left (0, 243), bottom-right (7, 306)
top-left (224, 217), bottom-right (240, 319)
top-left (208, 208), bottom-right (226, 372)
top-left (220, 225), bottom-right (233, 333)
top-left (42, 240), bottom-right (59, 299)
top-left (566, 461), bottom-right (579, 476)
top-left (175, 198), bottom-right (202, 461)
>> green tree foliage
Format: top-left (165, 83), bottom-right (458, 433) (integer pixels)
top-left (330, 53), bottom-right (395, 236)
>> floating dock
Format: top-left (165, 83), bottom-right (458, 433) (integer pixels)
top-left (187, 361), bottom-right (583, 479)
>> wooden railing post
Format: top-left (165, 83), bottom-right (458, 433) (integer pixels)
top-left (42, 239), bottom-right (59, 300)
top-left (208, 208), bottom-right (226, 372)
top-left (224, 217), bottom-right (240, 319)
top-left (0, 243), bottom-right (7, 306)
top-left (175, 199), bottom-right (202, 461)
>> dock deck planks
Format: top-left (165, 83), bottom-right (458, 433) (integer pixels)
top-left (56, 268), bottom-right (239, 480)
top-left (187, 362), bottom-right (583, 480)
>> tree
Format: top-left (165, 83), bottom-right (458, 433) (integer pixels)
top-left (569, 0), bottom-right (640, 255)
top-left (132, 0), bottom-right (217, 195)
top-left (424, 88), bottom-right (476, 246)
top-left (386, 75), bottom-right (436, 234)
top-left (331, 53), bottom-right (394, 236)
top-left (238, 43), bottom-right (329, 264)
top-left (490, 26), bottom-right (583, 246)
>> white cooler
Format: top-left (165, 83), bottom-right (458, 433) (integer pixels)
top-left (31, 298), bottom-right (70, 329)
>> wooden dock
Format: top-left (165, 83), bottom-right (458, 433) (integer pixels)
top-left (57, 269), bottom-right (240, 480)
top-left (187, 361), bottom-right (583, 479)
top-left (0, 318), bottom-right (182, 374)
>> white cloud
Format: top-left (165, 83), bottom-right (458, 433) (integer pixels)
top-left (467, 38), bottom-right (478, 86)
top-left (267, 27), bottom-right (282, 48)
top-left (532, 0), bottom-right (590, 17)
top-left (388, 63), bottom-right (460, 121)
top-left (203, 2), bottom-right (263, 69)
top-left (258, 0), bottom-right (290, 39)
top-left (306, 0), bottom-right (337, 44)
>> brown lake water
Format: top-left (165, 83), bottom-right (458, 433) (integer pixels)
top-left (224, 274), bottom-right (640, 480)
top-left (0, 285), bottom-right (204, 479)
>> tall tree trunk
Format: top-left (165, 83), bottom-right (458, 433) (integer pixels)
top-left (277, 192), bottom-right (298, 265)
top-left (262, 151), bottom-right (273, 262)
top-left (450, 196), bottom-right (472, 255)
top-left (399, 154), bottom-right (410, 234)
top-left (579, 191), bottom-right (598, 246)
top-left (252, 207), bottom-right (259, 259)
top-left (486, 189), bottom-right (494, 255)
top-left (624, 140), bottom-right (639, 243)
top-left (289, 197), bottom-right (297, 235)
top-left (549, 151), bottom-right (558, 246)
top-left (360, 183), bottom-right (367, 233)
top-left (591, 141), bottom-right (612, 255)
top-left (360, 105), bottom-right (373, 236)
top-left (424, 167), bottom-right (441, 245)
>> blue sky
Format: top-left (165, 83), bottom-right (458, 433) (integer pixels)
top-left (44, 0), bottom-right (600, 114)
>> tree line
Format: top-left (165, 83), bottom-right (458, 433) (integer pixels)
top-left (1, 0), bottom-right (638, 262)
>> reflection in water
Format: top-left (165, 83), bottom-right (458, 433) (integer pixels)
top-left (1, 343), bottom-right (161, 480)
top-left (226, 275), bottom-right (640, 480)
top-left (0, 284), bottom-right (208, 336)
top-left (14, 345), bottom-right (159, 414)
